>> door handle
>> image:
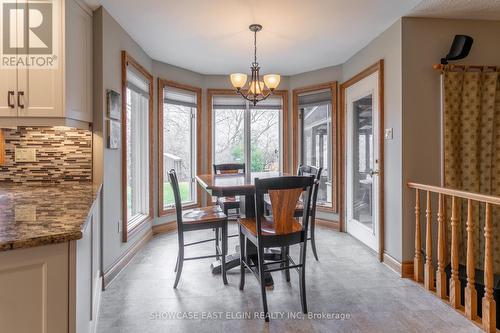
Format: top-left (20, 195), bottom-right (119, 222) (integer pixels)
top-left (17, 91), bottom-right (24, 109)
top-left (369, 169), bottom-right (379, 176)
top-left (8, 91), bottom-right (15, 108)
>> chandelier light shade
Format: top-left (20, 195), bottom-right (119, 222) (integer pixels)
top-left (229, 24), bottom-right (280, 105)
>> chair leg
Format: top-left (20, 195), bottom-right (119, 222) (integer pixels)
top-left (215, 227), bottom-right (220, 261)
top-left (310, 220), bottom-right (319, 261)
top-left (239, 226), bottom-right (246, 291)
top-left (174, 252), bottom-right (178, 272)
top-left (221, 223), bottom-right (228, 285)
top-left (173, 243), bottom-right (184, 289)
top-left (257, 244), bottom-right (269, 322)
top-left (299, 242), bottom-right (308, 313)
top-left (285, 246), bottom-right (290, 282)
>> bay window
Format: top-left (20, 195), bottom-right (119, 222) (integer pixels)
top-left (121, 51), bottom-right (153, 241)
top-left (158, 80), bottom-right (201, 215)
top-left (210, 91), bottom-right (288, 173)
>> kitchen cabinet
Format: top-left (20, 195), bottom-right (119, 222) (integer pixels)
top-left (0, 0), bottom-right (93, 128)
top-left (71, 189), bottom-right (102, 333)
top-left (0, 187), bottom-right (102, 333)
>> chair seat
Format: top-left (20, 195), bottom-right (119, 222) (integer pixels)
top-left (239, 216), bottom-right (302, 236)
top-left (182, 206), bottom-right (226, 224)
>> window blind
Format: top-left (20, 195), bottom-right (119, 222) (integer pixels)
top-left (213, 95), bottom-right (282, 110)
top-left (250, 96), bottom-right (282, 110)
top-left (164, 86), bottom-right (198, 108)
top-left (212, 95), bottom-right (246, 109)
top-left (298, 89), bottom-right (331, 108)
top-left (127, 67), bottom-right (150, 96)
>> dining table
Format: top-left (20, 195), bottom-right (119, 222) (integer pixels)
top-left (196, 171), bottom-right (289, 286)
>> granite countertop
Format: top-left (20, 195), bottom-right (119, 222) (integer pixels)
top-left (0, 182), bottom-right (101, 251)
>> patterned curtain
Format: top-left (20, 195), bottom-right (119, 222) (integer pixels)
top-left (443, 69), bottom-right (500, 273)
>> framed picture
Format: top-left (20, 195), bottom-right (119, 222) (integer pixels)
top-left (106, 89), bottom-right (121, 120)
top-left (107, 119), bottom-right (121, 149)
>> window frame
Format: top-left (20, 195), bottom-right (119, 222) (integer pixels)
top-left (121, 51), bottom-right (154, 242)
top-left (292, 81), bottom-right (338, 213)
top-left (207, 89), bottom-right (290, 178)
top-left (158, 79), bottom-right (202, 216)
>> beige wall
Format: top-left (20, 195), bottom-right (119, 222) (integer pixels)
top-left (94, 7), bottom-right (153, 272)
top-left (401, 17), bottom-right (500, 261)
top-left (96, 4), bottom-right (500, 268)
top-left (342, 19), bottom-right (403, 261)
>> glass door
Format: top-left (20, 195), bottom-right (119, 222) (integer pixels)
top-left (345, 71), bottom-right (380, 252)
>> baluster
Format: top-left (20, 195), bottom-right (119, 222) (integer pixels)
top-left (482, 203), bottom-right (496, 332)
top-left (436, 194), bottom-right (447, 299)
top-left (449, 196), bottom-right (461, 308)
top-left (424, 191), bottom-right (434, 291)
top-left (465, 199), bottom-right (477, 320)
top-left (414, 189), bottom-right (423, 282)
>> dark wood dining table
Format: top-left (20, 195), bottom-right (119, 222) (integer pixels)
top-left (196, 171), bottom-right (289, 286)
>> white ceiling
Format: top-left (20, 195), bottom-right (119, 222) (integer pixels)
top-left (83, 0), bottom-right (422, 75)
top-left (410, 0), bottom-right (500, 20)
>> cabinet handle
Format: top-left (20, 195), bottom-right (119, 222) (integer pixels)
top-left (17, 91), bottom-right (24, 109)
top-left (8, 91), bottom-right (14, 108)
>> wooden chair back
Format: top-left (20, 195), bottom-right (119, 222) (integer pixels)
top-left (168, 169), bottom-right (184, 231)
top-left (297, 164), bottom-right (323, 219)
top-left (213, 163), bottom-right (245, 175)
top-left (255, 176), bottom-right (315, 236)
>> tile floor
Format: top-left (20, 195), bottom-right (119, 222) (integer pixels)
top-left (97, 224), bottom-right (482, 333)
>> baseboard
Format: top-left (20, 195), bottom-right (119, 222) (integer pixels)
top-left (316, 218), bottom-right (339, 230)
top-left (102, 228), bottom-right (153, 289)
top-left (152, 221), bottom-right (177, 235)
top-left (382, 252), bottom-right (414, 278)
top-left (382, 252), bottom-right (401, 274)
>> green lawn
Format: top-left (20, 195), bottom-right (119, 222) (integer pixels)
top-left (127, 182), bottom-right (191, 212)
top-left (163, 181), bottom-right (190, 205)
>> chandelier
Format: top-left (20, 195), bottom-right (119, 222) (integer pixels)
top-left (229, 24), bottom-right (280, 106)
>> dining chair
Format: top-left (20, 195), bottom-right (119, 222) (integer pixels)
top-left (168, 169), bottom-right (229, 288)
top-left (213, 163), bottom-right (246, 243)
top-left (264, 164), bottom-right (323, 261)
top-left (238, 175), bottom-right (315, 322)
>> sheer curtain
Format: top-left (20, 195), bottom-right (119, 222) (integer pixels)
top-left (443, 69), bottom-right (500, 272)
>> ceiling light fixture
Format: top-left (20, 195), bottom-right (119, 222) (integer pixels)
top-left (230, 24), bottom-right (280, 106)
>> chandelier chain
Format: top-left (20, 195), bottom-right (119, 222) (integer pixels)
top-left (253, 29), bottom-right (257, 65)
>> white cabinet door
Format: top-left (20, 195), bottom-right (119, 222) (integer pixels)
top-left (0, 243), bottom-right (69, 333)
top-left (0, 69), bottom-right (18, 117)
top-left (17, 0), bottom-right (63, 118)
top-left (65, 0), bottom-right (92, 122)
top-left (18, 67), bottom-right (63, 117)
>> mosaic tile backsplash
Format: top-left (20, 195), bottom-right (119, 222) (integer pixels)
top-left (0, 127), bottom-right (92, 183)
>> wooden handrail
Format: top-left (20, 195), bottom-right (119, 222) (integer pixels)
top-left (409, 181), bottom-right (498, 331)
top-left (408, 182), bottom-right (500, 206)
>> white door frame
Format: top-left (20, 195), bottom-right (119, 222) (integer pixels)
top-left (340, 60), bottom-right (384, 261)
